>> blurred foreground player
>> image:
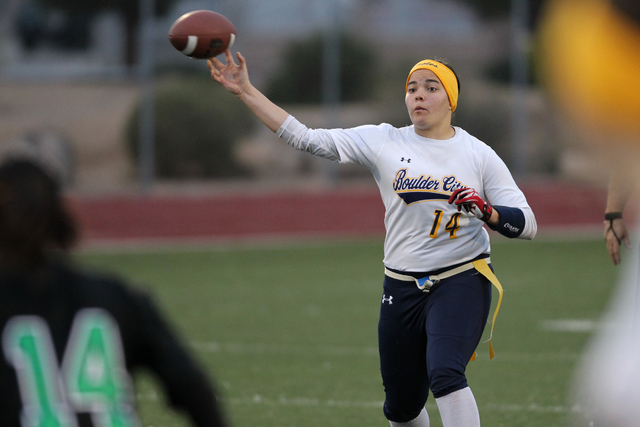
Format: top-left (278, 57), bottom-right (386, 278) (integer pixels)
top-left (539, 0), bottom-right (640, 425)
top-left (208, 47), bottom-right (537, 426)
top-left (0, 159), bottom-right (227, 427)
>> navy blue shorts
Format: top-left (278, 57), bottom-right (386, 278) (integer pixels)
top-left (378, 266), bottom-right (492, 422)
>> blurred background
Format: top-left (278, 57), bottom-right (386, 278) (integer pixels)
top-left (0, 0), bottom-right (614, 243)
top-left (1, 3), bottom-right (632, 425)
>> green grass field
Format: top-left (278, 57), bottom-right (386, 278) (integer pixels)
top-left (76, 235), bottom-right (619, 427)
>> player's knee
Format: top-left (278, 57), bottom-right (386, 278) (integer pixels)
top-left (429, 366), bottom-right (467, 398)
top-left (383, 401), bottom-right (424, 423)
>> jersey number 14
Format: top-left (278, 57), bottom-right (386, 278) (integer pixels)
top-left (2, 309), bottom-right (139, 427)
top-left (430, 210), bottom-right (462, 238)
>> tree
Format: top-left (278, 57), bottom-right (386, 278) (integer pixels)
top-left (127, 75), bottom-right (257, 179)
top-left (42, 0), bottom-right (173, 66)
top-left (264, 32), bottom-right (377, 104)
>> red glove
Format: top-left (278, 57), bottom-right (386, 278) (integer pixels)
top-left (448, 187), bottom-right (493, 222)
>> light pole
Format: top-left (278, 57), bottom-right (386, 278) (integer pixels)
top-left (321, 0), bottom-right (341, 184)
top-left (138, 0), bottom-right (156, 193)
top-left (510, 0), bottom-right (530, 176)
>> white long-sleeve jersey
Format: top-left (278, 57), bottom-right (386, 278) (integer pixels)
top-left (277, 116), bottom-right (537, 272)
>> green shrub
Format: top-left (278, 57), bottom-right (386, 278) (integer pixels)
top-left (127, 75), bottom-right (256, 179)
top-left (264, 32), bottom-right (377, 104)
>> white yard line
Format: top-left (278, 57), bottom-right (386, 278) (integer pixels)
top-left (137, 389), bottom-right (579, 415)
top-left (540, 319), bottom-right (601, 333)
top-left (227, 395), bottom-right (384, 409)
top-left (225, 395), bottom-right (580, 415)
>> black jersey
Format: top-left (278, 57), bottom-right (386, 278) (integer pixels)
top-left (0, 260), bottom-right (226, 427)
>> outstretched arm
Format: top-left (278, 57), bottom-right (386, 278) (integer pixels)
top-left (208, 50), bottom-right (289, 132)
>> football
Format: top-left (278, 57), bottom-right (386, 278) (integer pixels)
top-left (168, 10), bottom-right (236, 59)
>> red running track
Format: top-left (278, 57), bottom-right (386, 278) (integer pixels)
top-left (68, 181), bottom-right (610, 245)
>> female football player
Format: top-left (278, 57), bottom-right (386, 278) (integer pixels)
top-left (208, 51), bottom-right (536, 427)
top-left (0, 158), bottom-right (228, 427)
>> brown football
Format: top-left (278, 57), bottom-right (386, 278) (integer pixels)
top-left (168, 10), bottom-right (236, 59)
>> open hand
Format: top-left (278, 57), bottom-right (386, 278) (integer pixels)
top-left (208, 49), bottom-right (250, 97)
top-left (604, 218), bottom-right (631, 265)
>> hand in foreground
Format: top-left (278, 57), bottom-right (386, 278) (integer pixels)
top-left (604, 217), bottom-right (631, 266)
top-left (208, 49), bottom-right (250, 97)
top-left (448, 187), bottom-right (494, 223)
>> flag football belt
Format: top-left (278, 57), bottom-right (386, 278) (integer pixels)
top-left (384, 258), bottom-right (504, 360)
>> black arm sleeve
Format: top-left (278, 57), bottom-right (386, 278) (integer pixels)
top-left (487, 205), bottom-right (526, 238)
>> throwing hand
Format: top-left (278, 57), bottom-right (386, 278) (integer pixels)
top-left (208, 49), bottom-right (250, 97)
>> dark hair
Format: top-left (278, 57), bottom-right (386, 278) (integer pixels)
top-left (434, 56), bottom-right (461, 94)
top-left (0, 159), bottom-right (77, 265)
top-left (612, 0), bottom-right (640, 25)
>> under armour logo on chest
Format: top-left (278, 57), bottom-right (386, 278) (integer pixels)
top-left (382, 294), bottom-right (393, 304)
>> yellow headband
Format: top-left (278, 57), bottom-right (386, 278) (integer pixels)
top-left (406, 60), bottom-right (459, 112)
